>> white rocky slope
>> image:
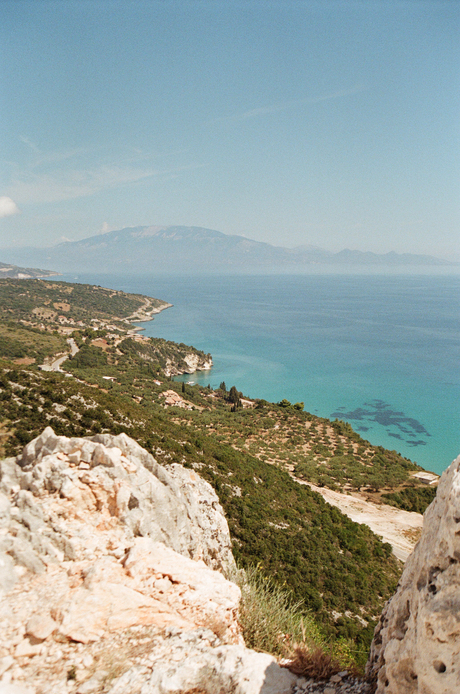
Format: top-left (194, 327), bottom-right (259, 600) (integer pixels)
top-left (0, 428), bottom-right (296, 694)
top-left (367, 453), bottom-right (460, 693)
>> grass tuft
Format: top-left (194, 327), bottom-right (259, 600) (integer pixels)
top-left (282, 644), bottom-right (341, 679)
top-left (234, 565), bottom-right (365, 678)
top-left (234, 565), bottom-right (322, 656)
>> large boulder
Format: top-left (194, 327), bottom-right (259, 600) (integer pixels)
top-left (14, 427), bottom-right (235, 572)
top-left (367, 453), bottom-right (460, 693)
top-left (106, 634), bottom-right (296, 694)
top-left (0, 428), bottom-right (296, 694)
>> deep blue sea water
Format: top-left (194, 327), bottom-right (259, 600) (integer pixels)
top-left (61, 273), bottom-right (460, 475)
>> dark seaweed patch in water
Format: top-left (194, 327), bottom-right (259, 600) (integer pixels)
top-left (330, 400), bottom-right (430, 447)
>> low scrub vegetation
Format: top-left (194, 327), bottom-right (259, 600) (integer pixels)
top-left (0, 361), bottom-right (400, 649)
top-left (0, 278), bottom-right (439, 670)
top-left (381, 485), bottom-right (437, 513)
top-left (0, 323), bottom-right (67, 362)
top-left (235, 565), bottom-right (320, 656)
top-left (0, 277), bottom-right (168, 325)
top-left (235, 566), bottom-right (365, 675)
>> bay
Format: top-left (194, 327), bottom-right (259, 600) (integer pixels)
top-left (61, 272), bottom-right (460, 475)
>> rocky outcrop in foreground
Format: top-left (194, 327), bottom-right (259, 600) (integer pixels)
top-left (0, 428), bottom-right (295, 694)
top-left (367, 453), bottom-right (460, 693)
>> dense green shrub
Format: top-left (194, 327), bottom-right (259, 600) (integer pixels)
top-left (0, 335), bottom-right (26, 358)
top-left (70, 344), bottom-right (108, 368)
top-left (381, 485), bottom-right (437, 513)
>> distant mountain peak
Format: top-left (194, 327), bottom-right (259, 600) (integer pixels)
top-left (1, 225), bottom-right (456, 274)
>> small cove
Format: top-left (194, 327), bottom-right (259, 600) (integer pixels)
top-left (62, 272), bottom-right (460, 475)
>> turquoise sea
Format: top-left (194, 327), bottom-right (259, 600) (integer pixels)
top-left (62, 273), bottom-right (460, 475)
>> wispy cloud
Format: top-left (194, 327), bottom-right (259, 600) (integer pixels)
top-left (7, 164), bottom-right (158, 205)
top-left (212, 85), bottom-right (365, 124)
top-left (19, 135), bottom-right (41, 153)
top-left (6, 141), bottom-right (203, 206)
top-left (7, 140), bottom-right (161, 205)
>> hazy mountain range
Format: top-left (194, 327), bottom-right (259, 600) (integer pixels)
top-left (2, 226), bottom-right (455, 274)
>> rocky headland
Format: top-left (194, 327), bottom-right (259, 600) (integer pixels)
top-left (0, 263), bottom-right (59, 280)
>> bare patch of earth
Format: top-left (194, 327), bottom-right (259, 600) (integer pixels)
top-left (294, 477), bottom-right (423, 562)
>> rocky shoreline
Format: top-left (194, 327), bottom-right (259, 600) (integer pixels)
top-left (124, 298), bottom-right (173, 331)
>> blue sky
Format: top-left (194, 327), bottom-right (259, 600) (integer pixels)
top-left (0, 0), bottom-right (459, 258)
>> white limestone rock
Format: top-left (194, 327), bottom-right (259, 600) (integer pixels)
top-left (0, 493), bottom-right (10, 528)
top-left (106, 632), bottom-right (297, 694)
top-left (367, 452), bottom-right (460, 693)
top-left (122, 537), bottom-right (241, 643)
top-left (0, 428), bottom-right (299, 694)
top-left (166, 463), bottom-right (235, 571)
top-left (0, 552), bottom-right (17, 594)
top-left (0, 685), bottom-right (36, 694)
top-left (92, 432), bottom-right (235, 571)
top-left (0, 429), bottom-right (258, 693)
top-left (25, 613), bottom-right (57, 642)
top-left (11, 427), bottom-right (234, 572)
top-left (0, 459), bottom-right (20, 496)
top-left (14, 639), bottom-right (42, 658)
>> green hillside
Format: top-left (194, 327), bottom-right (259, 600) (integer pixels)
top-left (0, 361), bottom-right (398, 647)
top-left (0, 278), bottom-right (438, 659)
top-left (0, 277), bottom-right (169, 326)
